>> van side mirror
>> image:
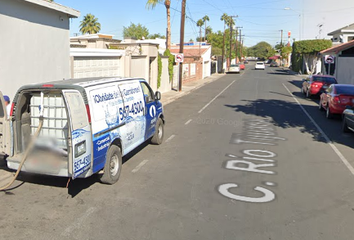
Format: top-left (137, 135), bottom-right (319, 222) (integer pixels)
top-left (155, 91), bottom-right (161, 101)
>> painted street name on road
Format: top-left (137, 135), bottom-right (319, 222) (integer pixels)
top-left (218, 118), bottom-right (286, 203)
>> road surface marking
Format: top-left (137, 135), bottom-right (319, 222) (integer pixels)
top-left (185, 119), bottom-right (192, 125)
top-left (198, 80), bottom-right (236, 114)
top-left (132, 159), bottom-right (149, 173)
top-left (165, 134), bottom-right (175, 143)
top-left (62, 207), bottom-right (97, 237)
top-left (283, 83), bottom-right (354, 176)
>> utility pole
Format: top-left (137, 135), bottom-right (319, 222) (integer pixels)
top-left (229, 17), bottom-right (233, 68)
top-left (239, 31), bottom-right (243, 62)
top-left (280, 29), bottom-right (283, 66)
top-left (222, 25), bottom-right (225, 73)
top-left (235, 28), bottom-right (238, 63)
top-left (241, 38), bottom-right (244, 61)
top-left (235, 27), bottom-right (242, 63)
top-left (228, 15), bottom-right (238, 67)
top-left (178, 0), bottom-right (186, 92)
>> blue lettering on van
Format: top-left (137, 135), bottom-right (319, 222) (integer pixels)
top-left (119, 101), bottom-right (145, 120)
top-left (93, 91), bottom-right (120, 104)
top-left (74, 154), bottom-right (91, 178)
top-left (122, 87), bottom-right (140, 96)
top-left (72, 129), bottom-right (90, 139)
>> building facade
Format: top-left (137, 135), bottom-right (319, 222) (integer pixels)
top-left (0, 0), bottom-right (79, 99)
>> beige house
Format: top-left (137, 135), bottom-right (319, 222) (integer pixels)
top-left (0, 0), bottom-right (80, 99)
top-left (70, 36), bottom-right (166, 92)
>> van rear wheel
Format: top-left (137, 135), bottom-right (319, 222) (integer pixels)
top-left (151, 118), bottom-right (164, 145)
top-left (100, 145), bottom-right (122, 185)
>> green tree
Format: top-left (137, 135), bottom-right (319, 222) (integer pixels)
top-left (79, 14), bottom-right (101, 34)
top-left (148, 33), bottom-right (166, 39)
top-left (123, 23), bottom-right (149, 40)
top-left (207, 30), bottom-right (224, 56)
top-left (292, 39), bottom-right (332, 74)
top-left (247, 41), bottom-right (275, 60)
top-left (146, 0), bottom-right (171, 49)
top-left (202, 15), bottom-right (210, 41)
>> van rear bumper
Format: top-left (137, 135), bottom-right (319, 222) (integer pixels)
top-left (7, 154), bottom-right (70, 177)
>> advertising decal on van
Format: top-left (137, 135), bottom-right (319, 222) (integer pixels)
top-left (88, 82), bottom-right (147, 172)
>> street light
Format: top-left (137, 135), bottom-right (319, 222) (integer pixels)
top-left (284, 7), bottom-right (303, 40)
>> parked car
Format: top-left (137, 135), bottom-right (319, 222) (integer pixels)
top-left (255, 62), bottom-right (265, 70)
top-left (302, 75), bottom-right (337, 98)
top-left (244, 60), bottom-right (249, 64)
top-left (319, 84), bottom-right (354, 119)
top-left (240, 63), bottom-right (245, 70)
top-left (270, 61), bottom-right (279, 67)
top-left (228, 64), bottom-right (240, 73)
top-left (342, 106), bottom-right (354, 132)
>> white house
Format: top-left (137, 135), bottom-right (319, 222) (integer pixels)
top-left (328, 23), bottom-right (354, 45)
top-left (0, 0), bottom-right (80, 99)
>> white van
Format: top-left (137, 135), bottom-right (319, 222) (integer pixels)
top-left (0, 77), bottom-right (164, 184)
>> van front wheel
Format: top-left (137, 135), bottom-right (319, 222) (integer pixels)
top-left (151, 118), bottom-right (164, 145)
top-left (100, 145), bottom-right (122, 185)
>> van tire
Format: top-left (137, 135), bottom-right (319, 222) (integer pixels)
top-left (100, 145), bottom-right (122, 185)
top-left (151, 118), bottom-right (164, 145)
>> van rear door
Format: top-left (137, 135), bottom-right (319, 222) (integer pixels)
top-left (62, 90), bottom-right (92, 179)
top-left (0, 91), bottom-right (11, 156)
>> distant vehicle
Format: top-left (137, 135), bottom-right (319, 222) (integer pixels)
top-left (240, 63), bottom-right (245, 70)
top-left (302, 75), bottom-right (337, 98)
top-left (319, 84), bottom-right (354, 119)
top-left (228, 64), bottom-right (240, 73)
top-left (255, 62), bottom-right (265, 70)
top-left (270, 61), bottom-right (279, 67)
top-left (244, 60), bottom-right (249, 64)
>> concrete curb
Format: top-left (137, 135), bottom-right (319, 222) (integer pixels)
top-left (162, 74), bottom-right (225, 106)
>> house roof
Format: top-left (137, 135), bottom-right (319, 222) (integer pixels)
top-left (22, 0), bottom-right (80, 18)
top-left (320, 39), bottom-right (354, 54)
top-left (328, 23), bottom-right (354, 36)
top-left (170, 46), bottom-right (209, 57)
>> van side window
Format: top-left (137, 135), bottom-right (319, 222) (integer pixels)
top-left (140, 82), bottom-right (154, 103)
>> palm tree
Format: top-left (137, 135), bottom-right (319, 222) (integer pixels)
top-left (146, 0), bottom-right (171, 50)
top-left (197, 19), bottom-right (204, 42)
top-left (220, 13), bottom-right (229, 71)
top-left (202, 15), bottom-right (210, 41)
top-left (79, 14), bottom-right (101, 34)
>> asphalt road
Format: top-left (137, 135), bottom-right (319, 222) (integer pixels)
top-left (2, 64), bottom-right (354, 240)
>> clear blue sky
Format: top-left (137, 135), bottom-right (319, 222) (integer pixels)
top-left (57, 0), bottom-right (354, 47)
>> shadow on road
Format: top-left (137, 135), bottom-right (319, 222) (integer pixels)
top-left (225, 98), bottom-right (354, 149)
top-left (0, 141), bottom-right (151, 197)
top-left (267, 68), bottom-right (297, 75)
top-left (225, 99), bottom-right (325, 142)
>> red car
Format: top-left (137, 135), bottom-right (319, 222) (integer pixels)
top-left (319, 84), bottom-right (354, 118)
top-left (302, 75), bottom-right (337, 98)
top-left (240, 63), bottom-right (245, 70)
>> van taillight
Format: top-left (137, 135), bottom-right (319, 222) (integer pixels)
top-left (9, 102), bottom-right (14, 116)
top-left (85, 104), bottom-right (91, 124)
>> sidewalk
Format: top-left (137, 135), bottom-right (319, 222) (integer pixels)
top-left (161, 73), bottom-right (225, 106)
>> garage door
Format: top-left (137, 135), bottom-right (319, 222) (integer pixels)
top-left (73, 57), bottom-right (120, 78)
